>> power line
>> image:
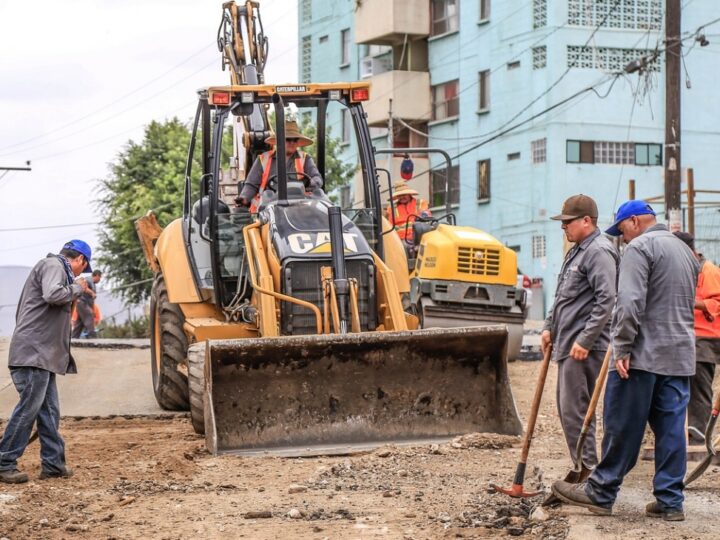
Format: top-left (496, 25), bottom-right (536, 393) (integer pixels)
top-left (0, 222), bottom-right (98, 233)
top-left (0, 43), bottom-right (217, 156)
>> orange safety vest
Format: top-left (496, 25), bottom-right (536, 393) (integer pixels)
top-left (387, 198), bottom-right (430, 242)
top-left (250, 150), bottom-right (306, 213)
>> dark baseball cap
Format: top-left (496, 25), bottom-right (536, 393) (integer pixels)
top-left (63, 239), bottom-right (93, 272)
top-left (605, 200), bottom-right (656, 236)
top-left (550, 194), bottom-right (598, 221)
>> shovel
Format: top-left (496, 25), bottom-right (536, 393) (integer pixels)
top-left (543, 346), bottom-right (612, 506)
top-left (684, 390), bottom-right (720, 486)
top-left (490, 345), bottom-right (552, 498)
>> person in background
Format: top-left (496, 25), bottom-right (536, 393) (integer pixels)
top-left (673, 231), bottom-right (720, 444)
top-left (0, 240), bottom-right (92, 483)
top-left (386, 156), bottom-right (431, 245)
top-left (72, 269), bottom-right (102, 339)
top-left (541, 194), bottom-right (618, 507)
top-left (552, 201), bottom-right (698, 522)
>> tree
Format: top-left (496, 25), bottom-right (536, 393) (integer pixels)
top-left (297, 114), bottom-right (356, 199)
top-left (96, 118), bottom-right (191, 303)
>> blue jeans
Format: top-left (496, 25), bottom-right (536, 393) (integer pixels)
top-left (586, 370), bottom-right (689, 510)
top-left (0, 367), bottom-right (66, 473)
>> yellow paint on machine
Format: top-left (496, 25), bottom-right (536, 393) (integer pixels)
top-left (154, 218), bottom-right (204, 304)
top-left (414, 224), bottom-right (517, 286)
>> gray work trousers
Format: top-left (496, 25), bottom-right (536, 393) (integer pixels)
top-left (688, 338), bottom-right (720, 435)
top-left (72, 301), bottom-right (96, 339)
top-left (556, 349), bottom-right (605, 468)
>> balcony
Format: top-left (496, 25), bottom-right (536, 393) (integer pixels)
top-left (355, 0), bottom-right (429, 45)
top-left (365, 70), bottom-right (431, 127)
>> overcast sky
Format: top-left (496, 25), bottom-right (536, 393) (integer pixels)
top-left (0, 0), bottom-right (297, 268)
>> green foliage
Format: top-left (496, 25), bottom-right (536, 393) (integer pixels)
top-left (96, 118), bottom-right (191, 303)
top-left (99, 315), bottom-right (150, 338)
top-left (297, 115), bottom-right (357, 199)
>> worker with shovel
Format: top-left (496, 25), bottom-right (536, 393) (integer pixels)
top-left (673, 232), bottom-right (720, 444)
top-left (552, 201), bottom-right (699, 521)
top-left (541, 194), bottom-right (618, 503)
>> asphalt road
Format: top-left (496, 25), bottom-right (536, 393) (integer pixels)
top-left (0, 338), bottom-right (165, 419)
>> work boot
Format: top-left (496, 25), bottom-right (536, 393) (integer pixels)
top-left (39, 466), bottom-right (73, 480)
top-left (645, 501), bottom-right (685, 521)
top-left (551, 480), bottom-right (612, 516)
top-left (0, 469), bottom-right (29, 484)
top-left (542, 464), bottom-right (593, 507)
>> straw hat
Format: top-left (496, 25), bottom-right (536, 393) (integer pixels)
top-left (265, 120), bottom-right (313, 147)
top-left (392, 180), bottom-right (418, 199)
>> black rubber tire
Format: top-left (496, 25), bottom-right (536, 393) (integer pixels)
top-left (187, 342), bottom-right (206, 435)
top-left (149, 273), bottom-right (189, 411)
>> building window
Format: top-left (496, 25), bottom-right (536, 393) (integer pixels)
top-left (430, 165), bottom-right (460, 208)
top-left (431, 0), bottom-right (459, 36)
top-left (533, 0), bottom-right (547, 29)
top-left (432, 79), bottom-right (459, 121)
top-left (594, 141), bottom-right (634, 165)
top-left (531, 138), bottom-right (547, 164)
top-left (532, 46), bottom-right (547, 69)
top-left (478, 70), bottom-right (490, 111)
top-left (567, 46), bottom-right (659, 72)
top-left (340, 28), bottom-right (351, 66)
top-left (532, 235), bottom-right (546, 259)
top-left (301, 36), bottom-right (312, 82)
top-left (568, 0), bottom-right (662, 31)
top-left (301, 0), bottom-right (312, 23)
top-left (507, 152), bottom-right (521, 161)
top-left (567, 140), bottom-right (594, 164)
top-left (479, 0), bottom-right (490, 21)
top-left (507, 61), bottom-right (520, 70)
top-left (635, 143), bottom-right (663, 166)
top-left (341, 109), bottom-right (351, 144)
top-left (477, 159), bottom-right (490, 202)
top-left (319, 35), bottom-right (328, 44)
top-left (567, 140), bottom-right (663, 165)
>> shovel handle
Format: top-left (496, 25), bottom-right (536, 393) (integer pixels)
top-left (574, 347), bottom-right (612, 465)
top-left (519, 346), bottom-right (552, 464)
top-left (704, 391), bottom-right (720, 450)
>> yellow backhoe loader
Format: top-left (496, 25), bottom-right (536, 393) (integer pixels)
top-left (135, 1), bottom-right (522, 456)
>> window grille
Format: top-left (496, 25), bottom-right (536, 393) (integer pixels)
top-left (567, 45), bottom-right (659, 72)
top-left (532, 46), bottom-right (547, 69)
top-left (301, 0), bottom-right (312, 23)
top-left (533, 0), bottom-right (547, 29)
top-left (567, 0), bottom-right (662, 30)
top-left (594, 141), bottom-right (635, 165)
top-left (531, 138), bottom-right (547, 164)
top-left (532, 235), bottom-right (546, 259)
top-left (301, 36), bottom-right (312, 82)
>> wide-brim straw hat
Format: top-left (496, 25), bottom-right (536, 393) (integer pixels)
top-left (265, 120), bottom-right (313, 147)
top-left (392, 180), bottom-right (418, 198)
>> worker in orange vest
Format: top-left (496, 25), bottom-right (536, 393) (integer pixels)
top-left (386, 157), bottom-right (431, 244)
top-left (236, 120), bottom-right (323, 212)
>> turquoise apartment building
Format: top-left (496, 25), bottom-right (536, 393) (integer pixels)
top-left (297, 0), bottom-right (720, 314)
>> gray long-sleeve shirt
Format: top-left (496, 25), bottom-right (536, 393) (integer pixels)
top-left (239, 151), bottom-right (323, 201)
top-left (9, 255), bottom-right (84, 375)
top-left (611, 223), bottom-right (699, 376)
top-left (544, 229), bottom-right (619, 361)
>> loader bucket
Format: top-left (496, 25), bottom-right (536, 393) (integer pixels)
top-left (204, 325), bottom-right (522, 456)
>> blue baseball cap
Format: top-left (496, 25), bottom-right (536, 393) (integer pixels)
top-left (605, 200), bottom-right (656, 236)
top-left (62, 239), bottom-right (93, 272)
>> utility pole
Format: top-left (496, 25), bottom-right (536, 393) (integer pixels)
top-left (664, 0), bottom-right (682, 231)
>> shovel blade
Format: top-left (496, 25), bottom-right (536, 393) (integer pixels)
top-left (684, 453), bottom-right (713, 487)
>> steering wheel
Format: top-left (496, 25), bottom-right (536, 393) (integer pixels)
top-left (265, 171), bottom-right (314, 192)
